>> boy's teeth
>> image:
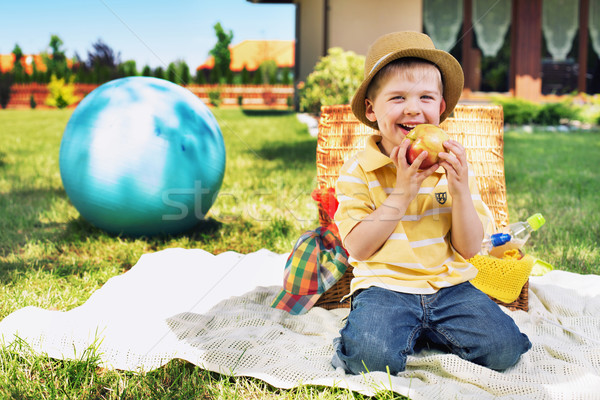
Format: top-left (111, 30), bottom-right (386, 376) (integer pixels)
top-left (401, 124), bottom-right (417, 130)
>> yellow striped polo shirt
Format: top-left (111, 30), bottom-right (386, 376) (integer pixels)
top-left (335, 135), bottom-right (494, 295)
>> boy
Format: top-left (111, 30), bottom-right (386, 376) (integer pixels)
top-left (331, 31), bottom-right (531, 375)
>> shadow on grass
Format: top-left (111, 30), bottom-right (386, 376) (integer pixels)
top-left (0, 151), bottom-right (6, 168)
top-left (61, 215), bottom-right (224, 243)
top-left (0, 184), bottom-right (225, 251)
top-left (0, 187), bottom-right (70, 249)
top-left (241, 109), bottom-right (295, 117)
top-left (254, 139), bottom-right (317, 166)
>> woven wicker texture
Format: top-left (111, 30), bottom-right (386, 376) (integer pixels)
top-left (316, 103), bottom-right (507, 228)
top-left (314, 104), bottom-right (528, 311)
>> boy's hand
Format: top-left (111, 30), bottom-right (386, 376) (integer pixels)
top-left (438, 139), bottom-right (484, 259)
top-left (390, 139), bottom-right (439, 201)
top-left (438, 140), bottom-right (470, 198)
top-left (343, 139), bottom-right (438, 261)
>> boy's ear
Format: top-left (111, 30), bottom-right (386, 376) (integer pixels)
top-left (365, 98), bottom-right (377, 122)
top-left (439, 98), bottom-right (447, 117)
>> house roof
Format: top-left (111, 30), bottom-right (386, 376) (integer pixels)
top-left (0, 54), bottom-right (48, 74)
top-left (198, 40), bottom-right (294, 71)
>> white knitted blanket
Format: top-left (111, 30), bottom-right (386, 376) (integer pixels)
top-left (1, 248), bottom-right (599, 399)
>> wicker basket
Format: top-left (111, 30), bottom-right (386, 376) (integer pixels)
top-left (314, 104), bottom-right (529, 312)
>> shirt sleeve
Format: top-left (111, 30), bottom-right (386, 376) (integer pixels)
top-left (334, 157), bottom-right (375, 243)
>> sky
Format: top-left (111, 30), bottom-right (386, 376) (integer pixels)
top-left (0, 0), bottom-right (295, 70)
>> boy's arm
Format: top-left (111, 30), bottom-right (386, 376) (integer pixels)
top-left (342, 187), bottom-right (411, 261)
top-left (438, 140), bottom-right (484, 259)
top-left (338, 140), bottom-right (438, 261)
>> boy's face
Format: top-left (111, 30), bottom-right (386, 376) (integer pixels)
top-left (365, 66), bottom-right (446, 157)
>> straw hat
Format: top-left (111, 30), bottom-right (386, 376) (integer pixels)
top-left (351, 31), bottom-right (464, 130)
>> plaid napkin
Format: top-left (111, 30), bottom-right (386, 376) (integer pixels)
top-left (271, 225), bottom-right (349, 315)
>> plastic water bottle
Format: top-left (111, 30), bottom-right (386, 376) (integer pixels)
top-left (506, 213), bottom-right (546, 248)
top-left (481, 233), bottom-right (511, 254)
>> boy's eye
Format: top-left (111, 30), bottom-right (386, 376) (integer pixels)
top-left (391, 95), bottom-right (404, 101)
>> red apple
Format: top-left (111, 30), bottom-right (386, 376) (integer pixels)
top-left (405, 124), bottom-right (450, 169)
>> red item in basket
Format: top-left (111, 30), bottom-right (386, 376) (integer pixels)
top-left (311, 187), bottom-right (339, 220)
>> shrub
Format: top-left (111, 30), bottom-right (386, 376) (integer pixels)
top-left (298, 47), bottom-right (365, 113)
top-left (492, 96), bottom-right (586, 126)
top-left (574, 93), bottom-right (600, 125)
top-left (208, 87), bottom-right (221, 107)
top-left (492, 97), bottom-right (539, 125)
top-left (535, 101), bottom-right (579, 125)
top-left (45, 75), bottom-right (80, 109)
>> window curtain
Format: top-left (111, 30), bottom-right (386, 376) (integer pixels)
top-left (423, 0), bottom-right (463, 52)
top-left (542, 0), bottom-right (579, 61)
top-left (472, 0), bottom-right (511, 57)
top-left (590, 0), bottom-right (600, 59)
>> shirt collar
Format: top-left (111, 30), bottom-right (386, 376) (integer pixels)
top-left (357, 135), bottom-right (393, 171)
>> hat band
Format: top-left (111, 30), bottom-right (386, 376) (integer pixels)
top-left (368, 52), bottom-right (394, 76)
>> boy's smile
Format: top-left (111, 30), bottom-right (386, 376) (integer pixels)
top-left (365, 72), bottom-right (446, 157)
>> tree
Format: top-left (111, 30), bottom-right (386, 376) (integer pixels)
top-left (11, 44), bottom-right (27, 83)
top-left (281, 67), bottom-right (292, 85)
top-left (153, 66), bottom-right (165, 80)
top-left (179, 61), bottom-right (190, 85)
top-left (0, 71), bottom-right (13, 108)
top-left (195, 68), bottom-right (206, 84)
top-left (240, 65), bottom-right (251, 84)
top-left (87, 39), bottom-right (121, 83)
top-left (120, 60), bottom-right (138, 77)
top-left (31, 59), bottom-right (43, 83)
top-left (141, 65), bottom-right (152, 77)
top-left (45, 35), bottom-right (69, 79)
top-left (208, 22), bottom-right (233, 84)
top-left (72, 52), bottom-right (91, 83)
top-left (166, 62), bottom-right (177, 83)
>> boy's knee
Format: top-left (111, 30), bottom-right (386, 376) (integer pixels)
top-left (335, 329), bottom-right (408, 374)
top-left (471, 333), bottom-right (532, 371)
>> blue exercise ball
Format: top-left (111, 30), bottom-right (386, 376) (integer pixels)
top-left (59, 77), bottom-right (226, 236)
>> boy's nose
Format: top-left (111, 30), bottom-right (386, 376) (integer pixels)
top-left (403, 100), bottom-right (421, 115)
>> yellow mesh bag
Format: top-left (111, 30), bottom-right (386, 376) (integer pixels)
top-left (470, 253), bottom-right (534, 304)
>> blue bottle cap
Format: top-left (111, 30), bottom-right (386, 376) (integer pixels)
top-left (490, 233), bottom-right (511, 247)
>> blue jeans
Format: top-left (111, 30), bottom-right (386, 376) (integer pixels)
top-left (331, 283), bottom-right (531, 374)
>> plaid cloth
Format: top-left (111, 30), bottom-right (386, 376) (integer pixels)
top-left (271, 225), bottom-right (349, 315)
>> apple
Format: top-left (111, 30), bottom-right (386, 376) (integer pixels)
top-left (405, 124), bottom-right (450, 169)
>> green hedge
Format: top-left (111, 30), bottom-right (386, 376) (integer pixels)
top-left (492, 97), bottom-right (582, 126)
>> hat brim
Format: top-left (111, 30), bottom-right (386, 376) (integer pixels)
top-left (351, 48), bottom-right (464, 130)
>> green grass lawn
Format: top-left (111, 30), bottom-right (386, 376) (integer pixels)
top-left (0, 108), bottom-right (599, 399)
top-left (503, 128), bottom-right (600, 274)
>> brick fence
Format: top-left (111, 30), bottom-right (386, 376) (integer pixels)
top-left (4, 83), bottom-right (294, 109)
